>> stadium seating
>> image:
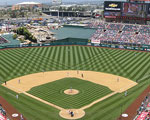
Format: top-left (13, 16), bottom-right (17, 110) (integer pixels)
top-left (122, 25), bottom-right (139, 32)
top-left (98, 22), bottom-right (106, 29)
top-left (0, 104), bottom-right (8, 120)
top-left (90, 23), bottom-right (150, 45)
top-left (134, 94), bottom-right (150, 120)
top-left (134, 33), bottom-right (150, 45)
top-left (88, 22), bottom-right (106, 29)
top-left (106, 23), bottom-right (123, 30)
top-left (139, 26), bottom-right (150, 33)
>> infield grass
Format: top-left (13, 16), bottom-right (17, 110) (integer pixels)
top-left (0, 46), bottom-right (149, 120)
top-left (0, 79), bottom-right (149, 120)
top-left (27, 78), bottom-right (112, 109)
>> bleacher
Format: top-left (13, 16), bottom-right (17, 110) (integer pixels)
top-left (89, 22), bottom-right (150, 45)
top-left (122, 24), bottom-right (139, 32)
top-left (88, 22), bottom-right (106, 29)
top-left (106, 23), bottom-right (123, 31)
top-left (134, 33), bottom-right (150, 45)
top-left (139, 26), bottom-right (150, 33)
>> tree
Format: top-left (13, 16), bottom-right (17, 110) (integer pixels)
top-left (13, 34), bottom-right (17, 39)
top-left (16, 27), bottom-right (37, 43)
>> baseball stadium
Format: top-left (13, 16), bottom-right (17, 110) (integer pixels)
top-left (0, 1), bottom-right (150, 120)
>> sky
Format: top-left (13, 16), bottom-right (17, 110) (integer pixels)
top-left (0, 0), bottom-right (102, 5)
top-left (0, 0), bottom-right (48, 5)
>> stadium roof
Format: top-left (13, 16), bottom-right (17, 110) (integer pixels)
top-left (16, 2), bottom-right (41, 5)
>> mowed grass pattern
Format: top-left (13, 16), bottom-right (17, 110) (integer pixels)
top-left (0, 46), bottom-right (149, 120)
top-left (0, 46), bottom-right (149, 82)
top-left (28, 78), bottom-right (112, 109)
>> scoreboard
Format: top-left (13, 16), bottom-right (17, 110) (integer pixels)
top-left (104, 1), bottom-right (150, 19)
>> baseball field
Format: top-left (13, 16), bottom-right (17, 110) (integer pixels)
top-left (0, 45), bottom-right (149, 120)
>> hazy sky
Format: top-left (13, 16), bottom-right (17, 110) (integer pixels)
top-left (0, 0), bottom-right (101, 5)
top-left (0, 0), bottom-right (48, 5)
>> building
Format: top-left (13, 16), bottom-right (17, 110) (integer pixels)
top-left (12, 2), bottom-right (42, 10)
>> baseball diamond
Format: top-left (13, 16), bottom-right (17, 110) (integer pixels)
top-left (0, 45), bottom-right (149, 120)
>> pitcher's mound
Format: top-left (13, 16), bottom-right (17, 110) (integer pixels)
top-left (59, 109), bottom-right (85, 120)
top-left (64, 89), bottom-right (79, 95)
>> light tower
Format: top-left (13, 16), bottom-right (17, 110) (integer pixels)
top-left (52, 0), bottom-right (62, 19)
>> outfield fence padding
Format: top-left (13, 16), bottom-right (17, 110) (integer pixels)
top-left (0, 38), bottom-right (150, 51)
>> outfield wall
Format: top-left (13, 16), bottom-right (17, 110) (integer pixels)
top-left (0, 37), bottom-right (150, 51)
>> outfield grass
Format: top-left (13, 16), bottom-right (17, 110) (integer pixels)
top-left (0, 46), bottom-right (149, 120)
top-left (0, 46), bottom-right (149, 82)
top-left (28, 78), bottom-right (112, 109)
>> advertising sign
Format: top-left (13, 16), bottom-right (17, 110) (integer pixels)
top-left (104, 11), bottom-right (121, 18)
top-left (0, 113), bottom-right (6, 120)
top-left (136, 112), bottom-right (148, 120)
top-left (104, 1), bottom-right (122, 11)
top-left (91, 39), bottom-right (100, 44)
top-left (122, 3), bottom-right (143, 17)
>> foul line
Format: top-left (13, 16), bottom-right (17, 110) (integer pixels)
top-left (23, 91), bottom-right (117, 111)
top-left (1, 79), bottom-right (118, 111)
top-left (81, 92), bottom-right (117, 110)
top-left (23, 92), bottom-right (64, 111)
top-left (1, 70), bottom-right (138, 114)
top-left (3, 82), bottom-right (118, 111)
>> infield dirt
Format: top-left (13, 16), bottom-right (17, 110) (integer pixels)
top-left (2, 70), bottom-right (137, 119)
top-left (2, 70), bottom-right (137, 93)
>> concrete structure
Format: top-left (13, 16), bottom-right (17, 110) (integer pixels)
top-left (12, 2), bottom-right (42, 10)
top-left (42, 9), bottom-right (92, 17)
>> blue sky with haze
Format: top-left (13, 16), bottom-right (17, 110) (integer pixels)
top-left (0, 0), bottom-right (124, 5)
top-left (0, 0), bottom-right (97, 5)
top-left (0, 0), bottom-right (48, 5)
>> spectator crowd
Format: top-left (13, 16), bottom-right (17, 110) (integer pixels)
top-left (134, 93), bottom-right (150, 120)
top-left (0, 104), bottom-right (9, 120)
top-left (89, 22), bottom-right (150, 45)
